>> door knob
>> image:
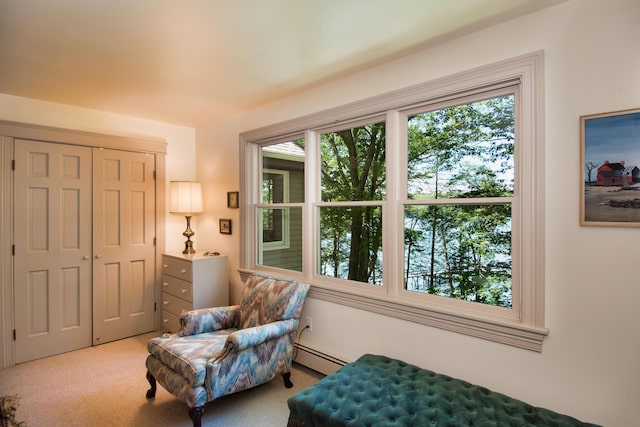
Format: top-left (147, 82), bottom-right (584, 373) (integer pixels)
top-left (83, 256), bottom-right (90, 260)
top-left (95, 254), bottom-right (102, 259)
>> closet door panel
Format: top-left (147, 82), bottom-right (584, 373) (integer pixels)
top-left (93, 148), bottom-right (155, 344)
top-left (14, 140), bottom-right (92, 363)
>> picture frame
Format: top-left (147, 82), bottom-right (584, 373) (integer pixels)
top-left (227, 191), bottom-right (239, 209)
top-left (219, 218), bottom-right (232, 234)
top-left (581, 107), bottom-right (640, 226)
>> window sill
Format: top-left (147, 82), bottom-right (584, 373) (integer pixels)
top-left (239, 268), bottom-right (548, 352)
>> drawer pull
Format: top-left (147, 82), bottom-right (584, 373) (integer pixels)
top-left (163, 264), bottom-right (168, 268)
top-left (163, 282), bottom-right (168, 287)
top-left (181, 289), bottom-right (187, 294)
top-left (163, 319), bottom-right (168, 323)
top-left (180, 269), bottom-right (187, 274)
top-left (163, 301), bottom-right (168, 305)
top-left (181, 309), bottom-right (187, 313)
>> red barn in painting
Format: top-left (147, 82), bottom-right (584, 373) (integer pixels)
top-left (596, 160), bottom-right (631, 186)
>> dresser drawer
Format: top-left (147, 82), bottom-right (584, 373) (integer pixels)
top-left (162, 256), bottom-right (193, 280)
top-left (161, 274), bottom-right (194, 301)
top-left (162, 310), bottom-right (181, 333)
top-left (162, 291), bottom-right (192, 318)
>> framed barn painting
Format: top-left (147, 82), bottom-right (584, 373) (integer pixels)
top-left (581, 108), bottom-right (640, 226)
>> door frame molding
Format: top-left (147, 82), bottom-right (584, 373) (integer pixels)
top-left (1, 136), bottom-right (14, 368)
top-left (0, 120), bottom-right (167, 368)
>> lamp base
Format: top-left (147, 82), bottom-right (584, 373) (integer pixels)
top-left (183, 238), bottom-right (195, 254)
top-left (182, 215), bottom-right (196, 254)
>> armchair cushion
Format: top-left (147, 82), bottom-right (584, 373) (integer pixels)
top-left (148, 329), bottom-right (237, 387)
top-left (239, 274), bottom-right (310, 329)
top-left (177, 305), bottom-right (240, 337)
top-left (217, 319), bottom-right (299, 358)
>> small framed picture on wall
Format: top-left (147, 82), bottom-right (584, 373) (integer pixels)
top-left (219, 218), bottom-right (232, 234)
top-left (227, 191), bottom-right (239, 209)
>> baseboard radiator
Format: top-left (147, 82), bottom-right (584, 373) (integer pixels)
top-left (293, 344), bottom-right (347, 376)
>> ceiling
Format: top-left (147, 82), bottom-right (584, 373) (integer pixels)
top-left (0, 0), bottom-right (563, 127)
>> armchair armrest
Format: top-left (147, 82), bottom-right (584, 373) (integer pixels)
top-left (177, 305), bottom-right (240, 337)
top-left (212, 318), bottom-right (299, 362)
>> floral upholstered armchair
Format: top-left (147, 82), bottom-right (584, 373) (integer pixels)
top-left (145, 273), bottom-right (310, 427)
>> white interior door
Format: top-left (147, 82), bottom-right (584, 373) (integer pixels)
top-left (13, 140), bottom-right (93, 363)
top-left (92, 148), bottom-right (156, 345)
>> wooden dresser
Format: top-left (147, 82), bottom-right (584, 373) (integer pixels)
top-left (161, 252), bottom-right (229, 333)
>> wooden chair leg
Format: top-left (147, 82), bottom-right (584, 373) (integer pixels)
top-left (189, 406), bottom-right (204, 427)
top-left (145, 371), bottom-right (157, 399)
top-left (282, 372), bottom-right (293, 388)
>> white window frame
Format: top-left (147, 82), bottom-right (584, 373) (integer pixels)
top-left (240, 52), bottom-right (547, 351)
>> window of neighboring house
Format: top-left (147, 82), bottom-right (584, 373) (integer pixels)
top-left (261, 169), bottom-right (289, 248)
top-left (240, 52), bottom-right (547, 351)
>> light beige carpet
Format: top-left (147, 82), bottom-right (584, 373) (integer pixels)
top-left (0, 332), bottom-right (323, 427)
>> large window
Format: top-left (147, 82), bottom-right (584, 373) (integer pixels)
top-left (240, 53), bottom-right (547, 351)
top-left (258, 141), bottom-right (304, 270)
top-left (319, 121), bottom-right (385, 285)
top-left (404, 92), bottom-right (515, 310)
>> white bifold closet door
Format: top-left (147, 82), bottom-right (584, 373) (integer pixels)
top-left (14, 140), bottom-right (156, 363)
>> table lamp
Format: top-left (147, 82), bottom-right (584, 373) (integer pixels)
top-left (169, 181), bottom-right (203, 254)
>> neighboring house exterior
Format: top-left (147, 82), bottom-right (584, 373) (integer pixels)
top-left (260, 141), bottom-right (305, 271)
top-left (596, 160), bottom-right (632, 186)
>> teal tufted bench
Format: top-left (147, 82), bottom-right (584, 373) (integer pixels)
top-left (287, 354), bottom-right (600, 427)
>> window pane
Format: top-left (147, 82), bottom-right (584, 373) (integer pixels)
top-left (262, 139), bottom-right (305, 203)
top-left (407, 95), bottom-right (514, 200)
top-left (262, 207), bottom-right (284, 243)
top-left (404, 204), bottom-right (512, 308)
top-left (319, 205), bottom-right (383, 285)
top-left (258, 207), bottom-right (302, 271)
top-left (262, 172), bottom-right (285, 204)
top-left (321, 122), bottom-right (386, 202)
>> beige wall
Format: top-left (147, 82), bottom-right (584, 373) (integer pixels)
top-left (195, 1), bottom-right (639, 425)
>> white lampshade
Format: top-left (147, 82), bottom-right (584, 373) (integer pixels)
top-left (169, 181), bottom-right (203, 215)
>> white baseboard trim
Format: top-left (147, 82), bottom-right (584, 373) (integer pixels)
top-left (293, 344), bottom-right (347, 376)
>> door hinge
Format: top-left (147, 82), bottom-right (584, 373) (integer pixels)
top-left (11, 159), bottom-right (15, 171)
top-left (12, 244), bottom-right (15, 256)
top-left (154, 302), bottom-right (157, 312)
top-left (13, 329), bottom-right (16, 340)
top-left (153, 171), bottom-right (156, 180)
top-left (153, 237), bottom-right (156, 246)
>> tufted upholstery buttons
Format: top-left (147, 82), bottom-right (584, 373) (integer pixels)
top-left (287, 354), bottom-right (600, 427)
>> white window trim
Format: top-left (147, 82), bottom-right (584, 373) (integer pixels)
top-left (240, 51), bottom-right (547, 351)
